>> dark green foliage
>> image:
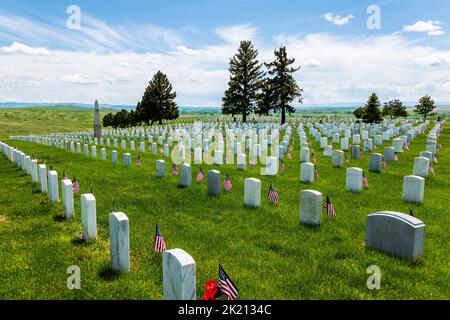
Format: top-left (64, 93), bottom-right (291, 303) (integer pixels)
top-left (414, 95), bottom-right (436, 121)
top-left (383, 99), bottom-right (408, 119)
top-left (102, 112), bottom-right (114, 127)
top-left (222, 41), bottom-right (264, 122)
top-left (362, 93), bottom-right (383, 123)
top-left (353, 107), bottom-right (365, 119)
top-left (140, 71), bottom-right (179, 125)
top-left (262, 46), bottom-right (303, 124)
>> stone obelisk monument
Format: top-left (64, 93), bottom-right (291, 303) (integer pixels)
top-left (94, 100), bottom-right (102, 139)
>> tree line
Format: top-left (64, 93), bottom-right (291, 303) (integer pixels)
top-left (222, 41), bottom-right (302, 124)
top-left (103, 71), bottom-right (179, 128)
top-left (353, 93), bottom-right (437, 123)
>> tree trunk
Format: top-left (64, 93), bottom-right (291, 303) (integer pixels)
top-left (242, 106), bottom-right (247, 123)
top-left (158, 119), bottom-right (163, 125)
top-left (281, 107), bottom-right (286, 125)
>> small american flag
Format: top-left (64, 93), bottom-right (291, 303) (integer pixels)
top-left (344, 157), bottom-right (350, 165)
top-left (268, 184), bottom-right (279, 204)
top-left (224, 175), bottom-right (232, 191)
top-left (136, 155), bottom-right (142, 167)
top-left (314, 167), bottom-right (320, 179)
top-left (159, 146), bottom-right (164, 154)
top-left (72, 177), bottom-right (80, 193)
top-left (196, 168), bottom-right (204, 182)
top-left (288, 146), bottom-right (293, 152)
top-left (429, 164), bottom-right (435, 176)
top-left (324, 195), bottom-right (336, 219)
top-left (311, 152), bottom-right (316, 164)
top-left (62, 171), bottom-right (68, 180)
top-left (147, 143), bottom-right (152, 151)
top-left (373, 144), bottom-right (377, 150)
top-left (172, 164), bottom-right (179, 175)
top-left (154, 224), bottom-right (167, 253)
top-left (404, 143), bottom-right (410, 151)
top-left (433, 155), bottom-right (438, 164)
top-left (280, 160), bottom-right (285, 174)
top-left (382, 160), bottom-right (388, 170)
top-left (362, 173), bottom-right (369, 189)
top-left (249, 161), bottom-right (256, 168)
top-left (437, 143), bottom-right (442, 151)
top-left (287, 152), bottom-right (292, 159)
top-left (219, 265), bottom-right (238, 300)
top-left (394, 153), bottom-right (399, 161)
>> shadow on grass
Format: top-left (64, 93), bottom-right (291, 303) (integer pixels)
top-left (298, 223), bottom-right (321, 232)
top-left (99, 264), bottom-right (122, 282)
top-left (365, 247), bottom-right (425, 267)
top-left (53, 214), bottom-right (65, 222)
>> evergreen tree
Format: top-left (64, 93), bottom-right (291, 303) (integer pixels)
top-left (222, 41), bottom-right (264, 122)
top-left (112, 109), bottom-right (131, 128)
top-left (414, 95), bottom-right (436, 121)
top-left (140, 71), bottom-right (179, 125)
top-left (362, 93), bottom-right (383, 123)
top-left (382, 99), bottom-right (408, 119)
top-left (353, 107), bottom-right (365, 119)
top-left (102, 112), bottom-right (115, 127)
top-left (263, 46), bottom-right (303, 124)
top-left (255, 79), bottom-right (273, 116)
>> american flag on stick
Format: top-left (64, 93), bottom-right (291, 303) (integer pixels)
top-left (433, 155), bottom-right (438, 164)
top-left (154, 224), bottom-right (167, 253)
top-left (72, 177), bottom-right (80, 193)
top-left (314, 167), bottom-right (320, 179)
top-left (249, 160), bottom-right (256, 168)
top-left (287, 152), bottom-right (292, 159)
top-left (268, 184), bottom-right (280, 204)
top-left (224, 175), bottom-right (232, 191)
top-left (311, 152), bottom-right (316, 164)
top-left (159, 146), bottom-right (164, 154)
top-left (324, 195), bottom-right (336, 219)
top-left (196, 168), bottom-right (204, 182)
top-left (147, 143), bottom-right (152, 152)
top-left (362, 172), bottom-right (369, 189)
top-left (429, 164), bottom-right (435, 176)
top-left (280, 160), bottom-right (285, 175)
top-left (62, 170), bottom-right (68, 180)
top-left (288, 146), bottom-right (294, 152)
top-left (344, 156), bottom-right (350, 165)
top-left (136, 155), bottom-right (142, 167)
top-left (382, 160), bottom-right (388, 170)
top-left (219, 265), bottom-right (238, 300)
top-left (404, 143), bottom-right (410, 151)
top-left (172, 164), bottom-right (179, 175)
top-left (394, 153), bottom-right (399, 161)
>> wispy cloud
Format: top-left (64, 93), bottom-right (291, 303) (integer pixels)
top-left (403, 20), bottom-right (445, 36)
top-left (1, 41), bottom-right (49, 55)
top-left (323, 12), bottom-right (355, 26)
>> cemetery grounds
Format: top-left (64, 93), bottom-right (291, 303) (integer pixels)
top-left (0, 107), bottom-right (449, 300)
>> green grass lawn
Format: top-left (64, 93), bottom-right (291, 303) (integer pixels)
top-left (0, 112), bottom-right (449, 299)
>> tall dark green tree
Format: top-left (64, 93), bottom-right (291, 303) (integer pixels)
top-left (222, 41), bottom-right (264, 122)
top-left (382, 99), bottom-right (408, 119)
top-left (263, 46), bottom-right (303, 124)
top-left (140, 71), bottom-right (179, 125)
top-left (353, 107), bottom-right (365, 119)
top-left (255, 79), bottom-right (273, 116)
top-left (102, 112), bottom-right (115, 127)
top-left (362, 93), bottom-right (383, 123)
top-left (414, 95), bottom-right (436, 121)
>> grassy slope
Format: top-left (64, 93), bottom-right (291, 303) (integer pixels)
top-left (0, 110), bottom-right (449, 299)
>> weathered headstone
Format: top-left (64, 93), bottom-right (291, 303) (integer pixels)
top-left (369, 153), bottom-right (382, 173)
top-left (163, 248), bottom-right (196, 300)
top-left (403, 175), bottom-right (425, 203)
top-left (413, 157), bottom-right (430, 178)
top-left (351, 145), bottom-right (361, 159)
top-left (384, 147), bottom-right (395, 162)
top-left (300, 147), bottom-right (310, 163)
top-left (244, 178), bottom-right (261, 208)
top-left (156, 160), bottom-right (165, 177)
top-left (300, 162), bottom-right (314, 184)
top-left (109, 211), bottom-right (130, 272)
top-left (332, 150), bottom-right (344, 168)
top-left (112, 150), bottom-right (118, 164)
top-left (366, 211), bottom-right (425, 261)
top-left (81, 193), bottom-right (97, 241)
top-left (123, 153), bottom-right (131, 167)
top-left (207, 170), bottom-right (221, 196)
top-left (61, 179), bottom-right (74, 219)
top-left (299, 190), bottom-right (322, 226)
top-left (180, 163), bottom-right (191, 187)
top-left (346, 167), bottom-right (363, 192)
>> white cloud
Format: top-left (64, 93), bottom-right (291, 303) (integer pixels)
top-left (62, 73), bottom-right (97, 85)
top-left (304, 59), bottom-right (321, 68)
top-left (215, 24), bottom-right (259, 44)
top-left (403, 20), bottom-right (445, 36)
top-left (324, 13), bottom-right (355, 26)
top-left (1, 41), bottom-right (50, 55)
top-left (415, 53), bottom-right (449, 67)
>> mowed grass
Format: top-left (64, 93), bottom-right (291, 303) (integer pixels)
top-left (0, 114), bottom-right (449, 299)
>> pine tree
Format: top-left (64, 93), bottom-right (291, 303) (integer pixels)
top-left (263, 46), bottom-right (302, 124)
top-left (414, 95), bottom-right (436, 121)
top-left (353, 107), bottom-right (365, 119)
top-left (222, 41), bottom-right (264, 122)
top-left (139, 71), bottom-right (179, 125)
top-left (382, 99), bottom-right (408, 119)
top-left (362, 93), bottom-right (383, 123)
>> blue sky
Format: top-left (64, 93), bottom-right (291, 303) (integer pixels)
top-left (1, 0), bottom-right (450, 106)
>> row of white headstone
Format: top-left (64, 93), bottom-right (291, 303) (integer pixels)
top-left (0, 140), bottom-right (199, 300)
